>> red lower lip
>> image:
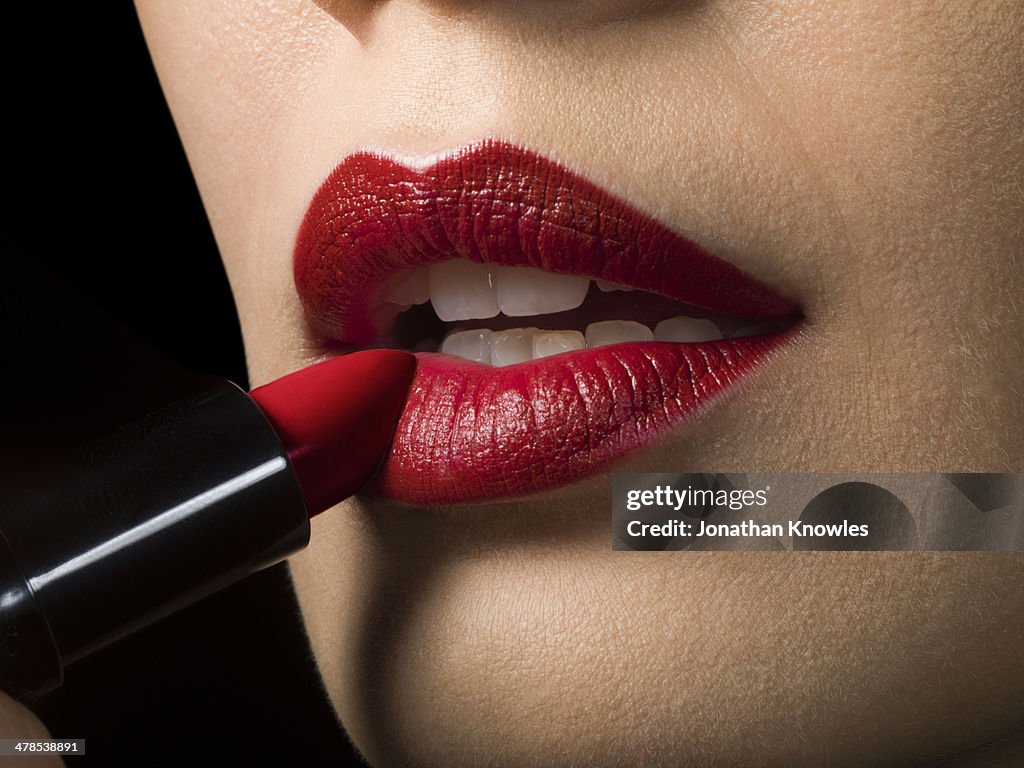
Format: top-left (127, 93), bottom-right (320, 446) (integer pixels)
top-left (376, 335), bottom-right (789, 504)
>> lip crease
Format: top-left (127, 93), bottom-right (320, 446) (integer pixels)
top-left (294, 139), bottom-right (800, 504)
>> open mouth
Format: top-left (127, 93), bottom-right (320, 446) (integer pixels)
top-left (360, 262), bottom-right (789, 362)
top-left (294, 139), bottom-right (801, 504)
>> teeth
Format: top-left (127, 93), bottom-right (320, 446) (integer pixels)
top-left (490, 327), bottom-right (537, 367)
top-left (585, 320), bottom-right (653, 348)
top-left (595, 279), bottom-right (635, 292)
top-left (533, 330), bottom-right (585, 359)
top-left (416, 261), bottom-right (732, 362)
top-left (440, 317), bottom-right (728, 364)
top-left (440, 329), bottom-right (492, 363)
top-left (416, 261), bottom-right (639, 320)
top-left (653, 317), bottom-right (723, 343)
top-left (425, 262), bottom-right (589, 321)
top-left (495, 266), bottom-right (590, 317)
top-left (428, 261), bottom-right (499, 321)
top-left (387, 267), bottom-right (430, 307)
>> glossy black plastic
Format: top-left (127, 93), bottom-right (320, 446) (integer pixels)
top-left (0, 379), bottom-right (310, 699)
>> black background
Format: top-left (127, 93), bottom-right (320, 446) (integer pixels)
top-left (3, 4), bottom-right (363, 765)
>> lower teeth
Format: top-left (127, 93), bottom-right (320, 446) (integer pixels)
top-left (438, 317), bottom-right (727, 365)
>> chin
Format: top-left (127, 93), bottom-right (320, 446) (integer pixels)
top-left (293, 508), bottom-right (1024, 768)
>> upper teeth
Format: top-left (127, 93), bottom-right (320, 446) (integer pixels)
top-left (595, 279), bottom-right (635, 293)
top-left (387, 266), bottom-right (431, 307)
top-left (440, 318), bottom-right (723, 365)
top-left (427, 261), bottom-right (500, 321)
top-left (383, 261), bottom-right (734, 364)
top-left (407, 262), bottom-right (626, 322)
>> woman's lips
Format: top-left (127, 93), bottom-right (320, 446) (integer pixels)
top-left (294, 139), bottom-right (800, 504)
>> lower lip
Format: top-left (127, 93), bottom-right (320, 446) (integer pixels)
top-left (375, 333), bottom-right (793, 504)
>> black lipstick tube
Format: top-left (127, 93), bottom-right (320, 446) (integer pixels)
top-left (0, 379), bottom-right (310, 701)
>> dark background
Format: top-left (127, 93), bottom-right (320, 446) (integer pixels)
top-left (3, 4), bottom-right (363, 765)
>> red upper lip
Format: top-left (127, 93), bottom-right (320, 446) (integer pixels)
top-left (295, 140), bottom-right (798, 346)
top-left (294, 140), bottom-right (800, 504)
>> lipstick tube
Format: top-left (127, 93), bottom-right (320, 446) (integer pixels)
top-left (0, 351), bottom-right (415, 700)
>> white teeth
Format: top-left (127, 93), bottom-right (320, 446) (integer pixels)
top-left (595, 279), bottom-right (635, 292)
top-left (414, 261), bottom-right (633, 319)
top-left (440, 317), bottom-right (727, 364)
top-left (653, 317), bottom-right (723, 343)
top-left (490, 328), bottom-right (537, 367)
top-left (495, 266), bottom-right (589, 317)
top-left (387, 267), bottom-right (430, 307)
top-left (423, 261), bottom-right (589, 320)
top-left (440, 329), bottom-right (492, 363)
top-left (428, 261), bottom-right (499, 321)
top-left (414, 261), bottom-right (732, 362)
top-left (585, 320), bottom-right (653, 348)
top-left (533, 330), bottom-right (585, 359)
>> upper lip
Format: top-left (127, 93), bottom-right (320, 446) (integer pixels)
top-left (293, 139), bottom-right (801, 504)
top-left (295, 139), bottom-right (799, 347)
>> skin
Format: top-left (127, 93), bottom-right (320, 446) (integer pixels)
top-left (134, 1), bottom-right (1024, 765)
top-left (0, 693), bottom-right (62, 767)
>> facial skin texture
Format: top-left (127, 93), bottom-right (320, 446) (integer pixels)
top-left (136, 1), bottom-right (1024, 765)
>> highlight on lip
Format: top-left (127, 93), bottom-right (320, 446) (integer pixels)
top-left (293, 139), bottom-right (801, 504)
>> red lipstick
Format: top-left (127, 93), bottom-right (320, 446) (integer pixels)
top-left (294, 140), bottom-right (800, 504)
top-left (251, 350), bottom-right (416, 515)
top-left (0, 350), bottom-right (415, 700)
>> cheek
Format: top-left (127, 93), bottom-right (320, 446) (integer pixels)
top-left (725, 2), bottom-right (1024, 456)
top-left (733, 1), bottom-right (1024, 267)
top-left (135, 0), bottom-right (339, 324)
